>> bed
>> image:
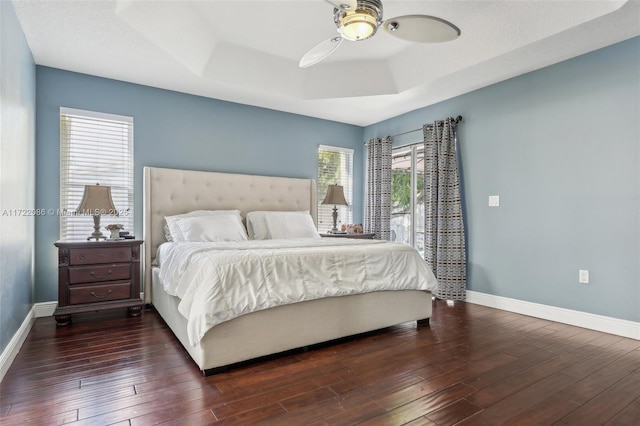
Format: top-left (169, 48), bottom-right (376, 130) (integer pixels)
top-left (143, 166), bottom-right (436, 374)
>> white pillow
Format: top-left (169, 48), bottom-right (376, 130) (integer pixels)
top-left (246, 211), bottom-right (269, 240)
top-left (263, 211), bottom-right (319, 239)
top-left (175, 215), bottom-right (248, 242)
top-left (246, 211), bottom-right (312, 240)
top-left (164, 210), bottom-right (242, 242)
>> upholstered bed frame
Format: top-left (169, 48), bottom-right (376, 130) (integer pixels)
top-left (143, 166), bottom-right (432, 373)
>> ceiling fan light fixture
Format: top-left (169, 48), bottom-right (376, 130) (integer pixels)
top-left (339, 12), bottom-right (377, 40)
top-left (301, 0), bottom-right (460, 68)
top-left (334, 0), bottom-right (383, 42)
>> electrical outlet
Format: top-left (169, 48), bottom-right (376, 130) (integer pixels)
top-left (488, 195), bottom-right (500, 207)
top-left (579, 269), bottom-right (589, 284)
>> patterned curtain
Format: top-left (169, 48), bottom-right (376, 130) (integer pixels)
top-left (423, 119), bottom-right (466, 300)
top-left (364, 136), bottom-right (392, 240)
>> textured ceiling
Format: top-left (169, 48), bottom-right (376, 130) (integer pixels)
top-left (11, 0), bottom-right (640, 126)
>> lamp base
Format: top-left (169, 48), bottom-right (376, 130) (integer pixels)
top-left (87, 214), bottom-right (107, 241)
top-left (330, 205), bottom-right (339, 233)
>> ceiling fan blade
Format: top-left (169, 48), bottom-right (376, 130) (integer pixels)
top-left (324, 0), bottom-right (357, 11)
top-left (299, 36), bottom-right (344, 68)
top-left (383, 15), bottom-right (461, 43)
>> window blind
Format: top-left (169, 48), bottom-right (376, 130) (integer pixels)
top-left (317, 145), bottom-right (354, 232)
top-left (60, 107), bottom-right (134, 240)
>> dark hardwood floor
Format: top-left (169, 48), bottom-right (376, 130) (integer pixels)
top-left (1, 299), bottom-right (639, 425)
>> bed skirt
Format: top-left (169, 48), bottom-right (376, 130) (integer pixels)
top-left (151, 268), bottom-right (432, 373)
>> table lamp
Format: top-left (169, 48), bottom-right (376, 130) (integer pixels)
top-left (321, 184), bottom-right (348, 233)
top-left (76, 183), bottom-right (118, 241)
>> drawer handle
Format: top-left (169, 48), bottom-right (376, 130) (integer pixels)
top-left (115, 252), bottom-right (124, 258)
top-left (90, 290), bottom-right (113, 299)
top-left (89, 269), bottom-right (113, 279)
top-left (79, 254), bottom-right (86, 260)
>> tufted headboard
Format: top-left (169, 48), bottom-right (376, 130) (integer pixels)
top-left (143, 166), bottom-right (317, 303)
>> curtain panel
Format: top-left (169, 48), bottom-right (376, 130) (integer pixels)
top-left (364, 136), bottom-right (392, 240)
top-left (423, 119), bottom-right (466, 300)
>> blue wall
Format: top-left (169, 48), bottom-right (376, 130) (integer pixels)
top-left (35, 68), bottom-right (364, 302)
top-left (0, 1), bottom-right (36, 357)
top-left (31, 37), bottom-right (640, 323)
top-left (364, 37), bottom-right (640, 322)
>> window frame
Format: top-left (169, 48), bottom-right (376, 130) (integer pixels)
top-left (59, 107), bottom-right (134, 240)
top-left (391, 143), bottom-right (425, 253)
top-left (317, 144), bottom-right (354, 233)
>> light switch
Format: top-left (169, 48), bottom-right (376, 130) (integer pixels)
top-left (489, 195), bottom-right (500, 207)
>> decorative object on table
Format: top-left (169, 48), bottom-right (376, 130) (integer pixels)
top-left (76, 183), bottom-right (118, 241)
top-left (119, 230), bottom-right (135, 239)
top-left (322, 184), bottom-right (349, 233)
top-left (105, 224), bottom-right (124, 240)
top-left (344, 223), bottom-right (364, 234)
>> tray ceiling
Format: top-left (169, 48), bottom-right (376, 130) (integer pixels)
top-left (11, 0), bottom-right (640, 125)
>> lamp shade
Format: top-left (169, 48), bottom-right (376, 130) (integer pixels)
top-left (76, 184), bottom-right (117, 216)
top-left (322, 184), bottom-right (348, 206)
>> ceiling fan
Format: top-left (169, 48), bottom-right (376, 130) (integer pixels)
top-left (299, 0), bottom-right (461, 68)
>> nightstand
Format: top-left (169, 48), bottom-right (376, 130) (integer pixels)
top-left (53, 239), bottom-right (144, 326)
top-left (320, 233), bottom-right (376, 239)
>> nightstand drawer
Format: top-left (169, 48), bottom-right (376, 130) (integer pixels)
top-left (69, 263), bottom-right (131, 284)
top-left (70, 246), bottom-right (132, 265)
top-left (69, 282), bottom-right (131, 304)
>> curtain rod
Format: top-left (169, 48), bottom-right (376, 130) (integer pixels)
top-left (390, 115), bottom-right (463, 138)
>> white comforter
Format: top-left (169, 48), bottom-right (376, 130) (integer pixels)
top-left (157, 238), bottom-right (438, 346)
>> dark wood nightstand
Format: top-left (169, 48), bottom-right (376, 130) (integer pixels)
top-left (53, 239), bottom-right (144, 326)
top-left (320, 233), bottom-right (376, 239)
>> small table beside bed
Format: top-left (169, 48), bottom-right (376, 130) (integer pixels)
top-left (143, 166), bottom-right (437, 375)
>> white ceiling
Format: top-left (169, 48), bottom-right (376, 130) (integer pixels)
top-left (11, 0), bottom-right (640, 126)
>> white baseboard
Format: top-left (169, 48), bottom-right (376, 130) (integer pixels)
top-left (0, 306), bottom-right (36, 383)
top-left (466, 290), bottom-right (640, 340)
top-left (0, 301), bottom-right (57, 383)
top-left (34, 301), bottom-right (57, 318)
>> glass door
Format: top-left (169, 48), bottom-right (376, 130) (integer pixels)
top-left (391, 145), bottom-right (425, 255)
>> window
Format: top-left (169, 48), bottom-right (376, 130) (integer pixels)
top-left (317, 145), bottom-right (353, 232)
top-left (391, 144), bottom-right (425, 255)
top-left (60, 107), bottom-right (134, 240)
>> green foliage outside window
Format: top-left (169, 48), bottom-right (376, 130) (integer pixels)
top-left (318, 150), bottom-right (342, 195)
top-left (392, 169), bottom-right (424, 214)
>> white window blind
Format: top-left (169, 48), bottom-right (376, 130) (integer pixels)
top-left (60, 107), bottom-right (134, 240)
top-left (317, 145), bottom-right (354, 232)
